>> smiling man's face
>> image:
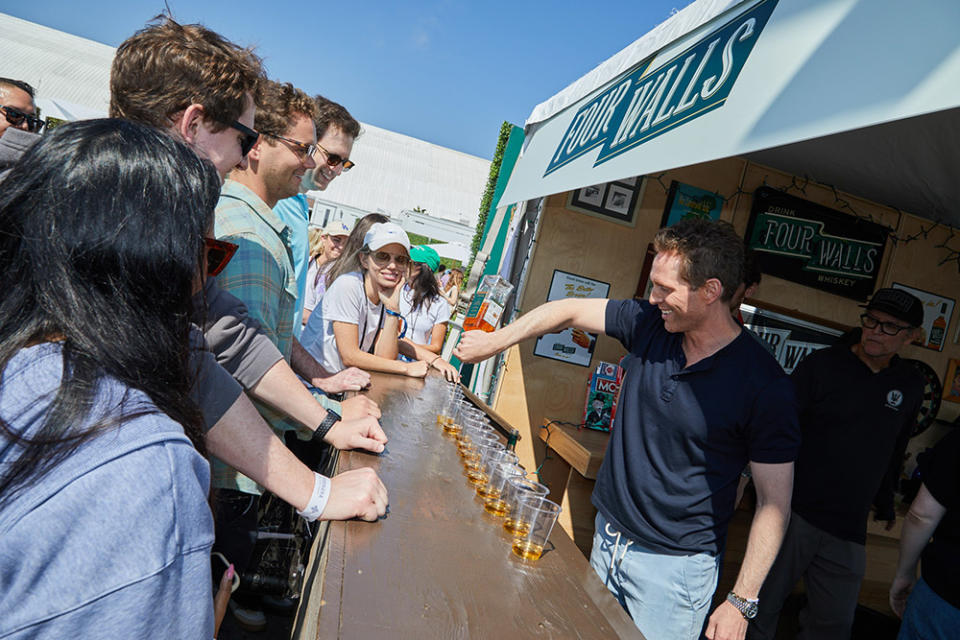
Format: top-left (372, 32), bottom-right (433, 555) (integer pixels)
top-left (310, 125), bottom-right (354, 190)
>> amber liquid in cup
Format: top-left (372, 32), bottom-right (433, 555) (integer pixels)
top-left (476, 485), bottom-right (500, 500)
top-left (483, 498), bottom-right (511, 517)
top-left (503, 518), bottom-right (530, 537)
top-left (442, 422), bottom-right (463, 436)
top-left (466, 470), bottom-right (489, 486)
top-left (512, 539), bottom-right (544, 561)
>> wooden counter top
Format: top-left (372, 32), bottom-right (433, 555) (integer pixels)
top-left (296, 373), bottom-right (641, 639)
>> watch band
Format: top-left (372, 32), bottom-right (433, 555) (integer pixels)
top-left (311, 409), bottom-right (341, 445)
top-left (726, 591), bottom-right (759, 620)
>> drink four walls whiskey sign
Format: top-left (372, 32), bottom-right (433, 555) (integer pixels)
top-left (746, 187), bottom-right (889, 301)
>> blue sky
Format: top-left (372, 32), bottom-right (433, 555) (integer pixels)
top-left (7, 1), bottom-right (690, 159)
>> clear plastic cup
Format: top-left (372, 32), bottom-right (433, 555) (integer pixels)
top-left (481, 462), bottom-right (526, 513)
top-left (501, 477), bottom-right (550, 532)
top-left (509, 495), bottom-right (562, 561)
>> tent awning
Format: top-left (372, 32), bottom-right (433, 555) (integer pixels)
top-left (499, 0), bottom-right (960, 226)
top-left (36, 97), bottom-right (107, 122)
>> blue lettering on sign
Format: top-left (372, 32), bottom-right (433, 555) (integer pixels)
top-left (544, 0), bottom-right (778, 177)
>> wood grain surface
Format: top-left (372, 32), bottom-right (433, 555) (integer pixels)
top-left (306, 372), bottom-right (642, 639)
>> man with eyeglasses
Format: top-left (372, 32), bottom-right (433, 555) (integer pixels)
top-left (749, 287), bottom-right (926, 640)
top-left (110, 20), bottom-right (390, 629)
top-left (274, 95), bottom-right (359, 336)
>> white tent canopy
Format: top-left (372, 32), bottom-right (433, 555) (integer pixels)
top-left (499, 0), bottom-right (960, 227)
top-left (427, 242), bottom-right (471, 264)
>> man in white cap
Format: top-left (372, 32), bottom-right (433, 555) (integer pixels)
top-left (302, 220), bottom-right (352, 326)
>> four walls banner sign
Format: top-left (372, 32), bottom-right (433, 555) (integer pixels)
top-left (746, 187), bottom-right (889, 301)
top-left (544, 0), bottom-right (778, 177)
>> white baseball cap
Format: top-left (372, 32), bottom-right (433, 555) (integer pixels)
top-left (323, 220), bottom-right (351, 237)
top-left (364, 222), bottom-right (410, 252)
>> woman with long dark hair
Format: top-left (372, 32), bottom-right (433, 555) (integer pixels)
top-left (0, 119), bottom-right (223, 638)
top-left (399, 245), bottom-right (451, 355)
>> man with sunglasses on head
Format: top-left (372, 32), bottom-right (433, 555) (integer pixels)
top-left (0, 78), bottom-right (43, 181)
top-left (748, 287), bottom-right (926, 640)
top-left (274, 95), bottom-right (359, 337)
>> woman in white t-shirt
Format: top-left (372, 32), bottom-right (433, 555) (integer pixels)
top-left (302, 220), bottom-right (351, 326)
top-left (400, 245), bottom-right (451, 355)
top-left (300, 223), bottom-right (458, 381)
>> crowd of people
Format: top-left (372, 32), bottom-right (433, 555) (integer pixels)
top-left (0, 16), bottom-right (459, 639)
top-left (1, 13), bottom-right (958, 640)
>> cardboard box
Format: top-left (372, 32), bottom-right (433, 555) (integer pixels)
top-left (582, 361), bottom-right (621, 431)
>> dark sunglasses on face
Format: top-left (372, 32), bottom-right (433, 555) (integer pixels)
top-left (860, 313), bottom-right (911, 336)
top-left (371, 250), bottom-right (410, 268)
top-left (262, 131), bottom-right (316, 159)
top-left (205, 237), bottom-right (238, 276)
top-left (315, 142), bottom-right (355, 172)
top-left (229, 120), bottom-right (259, 157)
top-left (2, 105), bottom-right (44, 133)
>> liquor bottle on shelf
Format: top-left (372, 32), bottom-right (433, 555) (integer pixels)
top-left (927, 303), bottom-right (947, 349)
top-left (463, 275), bottom-right (514, 333)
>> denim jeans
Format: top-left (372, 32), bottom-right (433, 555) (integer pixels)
top-left (898, 576), bottom-right (960, 640)
top-left (589, 512), bottom-right (720, 640)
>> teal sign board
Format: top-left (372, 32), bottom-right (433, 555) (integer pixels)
top-left (746, 187), bottom-right (889, 301)
top-left (661, 181), bottom-right (724, 227)
top-left (544, 0), bottom-right (778, 177)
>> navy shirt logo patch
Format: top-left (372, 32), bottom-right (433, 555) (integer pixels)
top-left (885, 389), bottom-right (904, 410)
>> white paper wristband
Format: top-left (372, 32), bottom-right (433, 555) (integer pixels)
top-left (296, 472), bottom-right (332, 522)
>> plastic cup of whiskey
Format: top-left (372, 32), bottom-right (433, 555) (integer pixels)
top-left (510, 496), bottom-right (562, 562)
top-left (465, 441), bottom-right (504, 484)
top-left (501, 477), bottom-right (549, 532)
top-left (479, 461), bottom-right (525, 507)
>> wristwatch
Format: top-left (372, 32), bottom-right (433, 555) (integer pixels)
top-left (726, 591), bottom-right (759, 619)
top-left (311, 409), bottom-right (341, 445)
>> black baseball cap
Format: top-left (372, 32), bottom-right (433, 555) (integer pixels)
top-left (862, 288), bottom-right (924, 327)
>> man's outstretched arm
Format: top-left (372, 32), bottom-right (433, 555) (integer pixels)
top-left (454, 298), bottom-right (608, 363)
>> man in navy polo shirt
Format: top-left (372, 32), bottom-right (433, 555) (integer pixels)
top-left (456, 219), bottom-right (799, 640)
top-left (748, 288), bottom-right (925, 640)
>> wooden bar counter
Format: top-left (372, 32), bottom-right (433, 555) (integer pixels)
top-left (294, 373), bottom-right (641, 639)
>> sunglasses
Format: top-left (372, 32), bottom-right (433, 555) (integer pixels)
top-left (263, 132), bottom-right (317, 159)
top-left (315, 142), bottom-right (355, 172)
top-left (371, 250), bottom-right (410, 268)
top-left (229, 120), bottom-right (259, 157)
top-left (860, 313), bottom-right (912, 336)
top-left (205, 237), bottom-right (238, 276)
top-left (2, 105), bottom-right (44, 133)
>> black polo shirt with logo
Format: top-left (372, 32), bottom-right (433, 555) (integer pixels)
top-left (790, 332), bottom-right (923, 545)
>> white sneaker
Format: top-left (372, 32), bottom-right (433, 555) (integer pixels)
top-left (228, 600), bottom-right (267, 631)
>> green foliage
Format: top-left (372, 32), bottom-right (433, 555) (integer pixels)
top-left (466, 121), bottom-right (514, 276)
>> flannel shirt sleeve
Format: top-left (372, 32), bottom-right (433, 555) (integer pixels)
top-left (214, 233), bottom-right (286, 348)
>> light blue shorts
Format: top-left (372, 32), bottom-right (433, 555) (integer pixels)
top-left (589, 512), bottom-right (720, 640)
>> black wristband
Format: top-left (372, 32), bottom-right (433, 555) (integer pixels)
top-left (311, 409), bottom-right (341, 445)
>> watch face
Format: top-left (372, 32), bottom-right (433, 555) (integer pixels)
top-left (744, 601), bottom-right (758, 619)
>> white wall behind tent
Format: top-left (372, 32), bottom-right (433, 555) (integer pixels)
top-left (0, 13), bottom-right (112, 118)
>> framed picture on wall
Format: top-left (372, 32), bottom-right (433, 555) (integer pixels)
top-left (660, 180), bottom-right (725, 228)
top-left (568, 177), bottom-right (645, 227)
top-left (944, 359), bottom-right (960, 404)
top-left (533, 270), bottom-right (610, 367)
top-left (891, 283), bottom-right (954, 352)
